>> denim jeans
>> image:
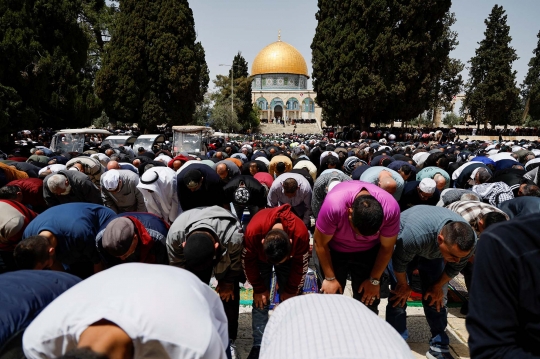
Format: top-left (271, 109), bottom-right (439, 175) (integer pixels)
top-left (251, 259), bottom-right (292, 346)
top-left (385, 257), bottom-right (450, 352)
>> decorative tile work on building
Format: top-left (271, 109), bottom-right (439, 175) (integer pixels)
top-left (251, 74), bottom-right (308, 91)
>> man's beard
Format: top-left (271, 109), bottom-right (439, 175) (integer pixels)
top-left (60, 184), bottom-right (71, 195)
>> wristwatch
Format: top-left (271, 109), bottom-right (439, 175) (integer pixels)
top-left (369, 277), bottom-right (380, 286)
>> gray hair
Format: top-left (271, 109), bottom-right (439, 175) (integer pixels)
top-left (47, 174), bottom-right (68, 193)
top-left (460, 193), bottom-right (480, 202)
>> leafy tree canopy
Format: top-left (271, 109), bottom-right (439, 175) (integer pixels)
top-left (96, 0), bottom-right (209, 132)
top-left (522, 30), bottom-right (540, 121)
top-left (312, 0), bottom-right (454, 130)
top-left (463, 5), bottom-right (520, 128)
top-left (443, 112), bottom-right (463, 127)
top-left (0, 0), bottom-right (103, 139)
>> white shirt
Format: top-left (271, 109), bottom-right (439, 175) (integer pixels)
top-left (23, 264), bottom-right (228, 359)
top-left (38, 164), bottom-right (65, 176)
top-left (260, 295), bottom-right (414, 359)
top-left (451, 161), bottom-right (483, 180)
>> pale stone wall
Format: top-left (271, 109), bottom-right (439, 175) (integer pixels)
top-left (251, 90), bottom-right (322, 128)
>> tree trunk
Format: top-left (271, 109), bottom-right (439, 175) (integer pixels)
top-left (523, 96), bottom-right (531, 121)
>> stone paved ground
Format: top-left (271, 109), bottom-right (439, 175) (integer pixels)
top-left (235, 281), bottom-right (470, 359)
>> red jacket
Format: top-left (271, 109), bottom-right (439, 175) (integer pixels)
top-left (0, 200), bottom-right (39, 251)
top-left (167, 155), bottom-right (193, 169)
top-left (7, 178), bottom-right (47, 212)
top-left (243, 204), bottom-right (309, 295)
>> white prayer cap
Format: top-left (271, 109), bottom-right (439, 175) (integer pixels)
top-left (413, 152), bottom-right (430, 167)
top-left (102, 169), bottom-right (120, 191)
top-left (419, 178), bottom-right (436, 194)
top-left (327, 179), bottom-right (341, 193)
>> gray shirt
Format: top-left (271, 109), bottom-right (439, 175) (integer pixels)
top-left (267, 172), bottom-right (312, 226)
top-left (393, 205), bottom-right (476, 278)
top-left (100, 170), bottom-right (146, 213)
top-left (166, 206), bottom-right (244, 282)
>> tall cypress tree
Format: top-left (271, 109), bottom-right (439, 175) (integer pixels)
top-left (311, 0), bottom-right (453, 129)
top-left (463, 5), bottom-right (520, 129)
top-left (0, 0), bottom-right (99, 139)
top-left (522, 30), bottom-right (540, 121)
top-left (95, 0), bottom-right (209, 131)
top-left (230, 52), bottom-right (255, 130)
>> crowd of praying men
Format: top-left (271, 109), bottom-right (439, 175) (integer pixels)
top-left (1, 131), bottom-right (540, 359)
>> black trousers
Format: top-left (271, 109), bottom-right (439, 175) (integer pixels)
top-left (256, 259), bottom-right (292, 296)
top-left (192, 267), bottom-right (244, 341)
top-left (315, 244), bottom-right (382, 314)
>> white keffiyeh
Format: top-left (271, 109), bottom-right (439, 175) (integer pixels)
top-left (472, 182), bottom-right (514, 207)
top-left (137, 167), bottom-right (180, 224)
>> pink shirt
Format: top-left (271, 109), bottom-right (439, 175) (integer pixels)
top-left (316, 181), bottom-right (400, 252)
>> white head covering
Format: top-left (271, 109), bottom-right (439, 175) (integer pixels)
top-left (412, 152), bottom-right (430, 169)
top-left (137, 167), bottom-right (180, 224)
top-left (154, 154), bottom-right (172, 165)
top-left (101, 169), bottom-right (120, 191)
top-left (419, 178), bottom-right (436, 194)
top-left (319, 151), bottom-right (339, 165)
top-left (327, 179), bottom-right (341, 193)
top-left (254, 156), bottom-right (270, 169)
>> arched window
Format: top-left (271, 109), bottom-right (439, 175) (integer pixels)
top-left (303, 98), bottom-right (315, 113)
top-left (286, 98), bottom-right (299, 110)
top-left (256, 97), bottom-right (268, 110)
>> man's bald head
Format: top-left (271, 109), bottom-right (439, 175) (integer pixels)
top-left (105, 149), bottom-right (115, 157)
top-left (215, 152), bottom-right (223, 160)
top-left (172, 160), bottom-right (182, 171)
top-left (107, 161), bottom-right (121, 170)
top-left (378, 171), bottom-right (397, 194)
top-left (216, 163), bottom-right (229, 181)
top-left (433, 174), bottom-right (447, 191)
top-left (35, 150), bottom-right (44, 156)
top-left (132, 159), bottom-right (141, 168)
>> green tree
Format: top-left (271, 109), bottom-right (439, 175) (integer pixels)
top-left (410, 114), bottom-right (433, 128)
top-left (95, 0), bottom-right (209, 131)
top-left (92, 110), bottom-right (110, 128)
top-left (193, 92), bottom-right (212, 126)
top-left (523, 115), bottom-right (540, 128)
top-left (427, 13), bottom-right (464, 117)
top-left (463, 5), bottom-right (520, 129)
top-left (0, 0), bottom-right (101, 139)
top-left (312, 0), bottom-right (454, 130)
top-left (443, 112), bottom-right (463, 127)
top-left (230, 52), bottom-right (255, 129)
top-left (522, 30), bottom-right (540, 121)
top-left (210, 101), bottom-right (241, 133)
top-left (212, 53), bottom-right (257, 132)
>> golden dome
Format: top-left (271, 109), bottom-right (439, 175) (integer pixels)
top-left (251, 40), bottom-right (309, 78)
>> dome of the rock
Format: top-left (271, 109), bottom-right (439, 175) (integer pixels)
top-left (251, 40), bottom-right (309, 77)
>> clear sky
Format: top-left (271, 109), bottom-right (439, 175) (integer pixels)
top-left (190, 0), bottom-right (540, 92)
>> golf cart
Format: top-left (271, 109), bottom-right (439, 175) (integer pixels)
top-left (171, 126), bottom-right (214, 157)
top-left (101, 135), bottom-right (138, 149)
top-left (132, 134), bottom-right (166, 152)
top-left (50, 129), bottom-right (112, 154)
